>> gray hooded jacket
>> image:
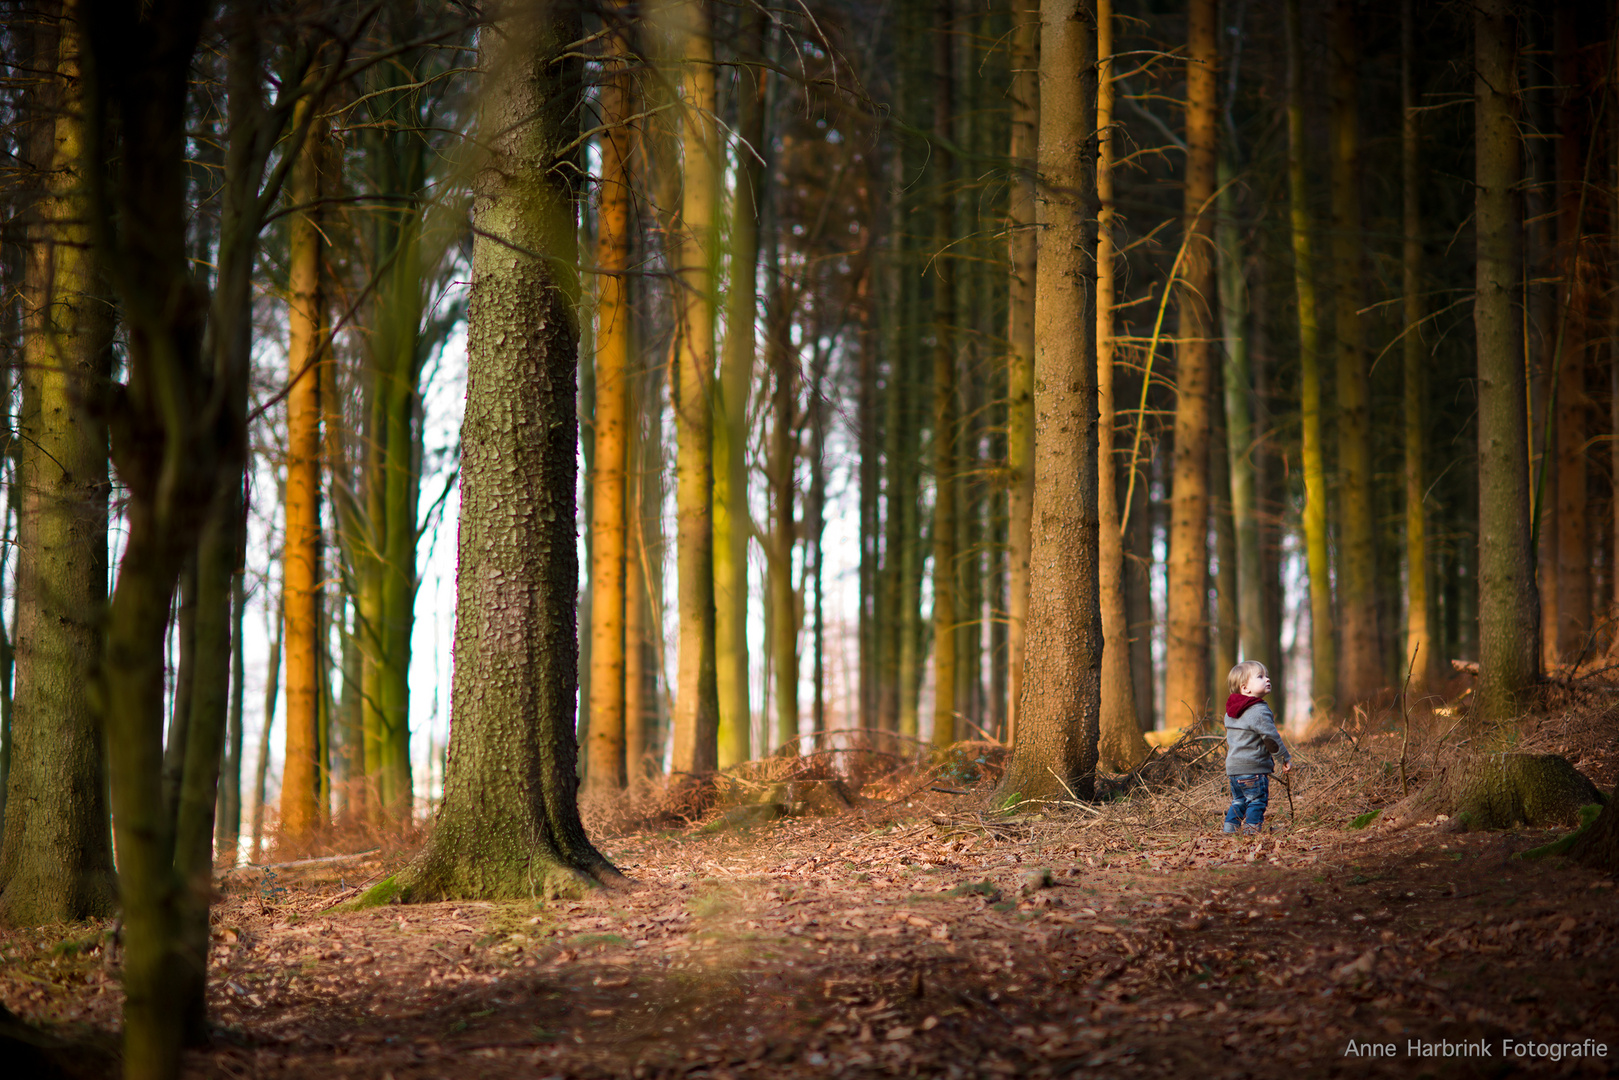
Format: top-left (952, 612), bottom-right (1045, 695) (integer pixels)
top-left (1224, 701), bottom-right (1290, 776)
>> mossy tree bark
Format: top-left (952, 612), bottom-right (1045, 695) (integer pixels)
top-left (0, 9), bottom-right (117, 927)
top-left (1163, 0), bottom-right (1217, 728)
top-left (372, 0), bottom-right (620, 903)
top-left (1001, 0), bottom-right (1100, 804)
top-left (1474, 0), bottom-right (1538, 720)
top-left (1386, 754), bottom-right (1603, 831)
top-left (1284, 0), bottom-right (1333, 717)
top-left (1095, 0), bottom-right (1146, 771)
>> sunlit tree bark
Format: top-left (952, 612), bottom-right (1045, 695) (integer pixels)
top-left (1400, 0), bottom-right (1434, 694)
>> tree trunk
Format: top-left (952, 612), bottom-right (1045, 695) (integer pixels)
top-left (586, 13), bottom-right (634, 793)
top-left (1005, 0), bottom-right (1036, 748)
top-left (1328, 0), bottom-right (1380, 708)
top-left (1217, 152), bottom-right (1263, 668)
top-left (1553, 5), bottom-right (1591, 664)
top-left (251, 607), bottom-right (281, 863)
top-left (367, 1), bottom-right (619, 903)
top-left (1001, 0), bottom-right (1100, 803)
top-left (1474, 0), bottom-right (1538, 720)
top-left (1095, 0), bottom-right (1146, 770)
top-left (714, 9), bottom-right (765, 767)
top-left (1163, 0), bottom-right (1217, 728)
top-left (0, 11), bottom-right (116, 926)
top-left (216, 569), bottom-right (246, 859)
top-left (1285, 0), bottom-right (1333, 717)
top-left (1400, 0), bottom-right (1434, 694)
top-left (281, 97), bottom-right (326, 845)
top-left (766, 280), bottom-right (798, 753)
top-left (667, 0), bottom-right (721, 775)
top-left (930, 0), bottom-right (958, 750)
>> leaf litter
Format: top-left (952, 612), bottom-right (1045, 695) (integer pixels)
top-left (0, 730), bottom-right (1616, 1078)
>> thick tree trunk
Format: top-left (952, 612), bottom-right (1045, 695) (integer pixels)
top-left (0, 12), bottom-right (116, 926)
top-left (1005, 0), bottom-right (1037, 746)
top-left (1400, 0), bottom-right (1434, 695)
top-left (281, 99), bottom-right (326, 845)
top-left (371, 1), bottom-right (619, 903)
top-left (714, 10), bottom-right (765, 767)
top-left (1095, 0), bottom-right (1145, 770)
top-left (1001, 0), bottom-right (1100, 803)
top-left (1474, 0), bottom-right (1538, 720)
top-left (586, 15), bottom-right (634, 793)
top-left (1328, 0), bottom-right (1379, 708)
top-left (1163, 0), bottom-right (1217, 727)
top-left (1285, 0), bottom-right (1333, 717)
top-left (667, 0), bottom-right (721, 775)
top-left (930, 0), bottom-right (958, 750)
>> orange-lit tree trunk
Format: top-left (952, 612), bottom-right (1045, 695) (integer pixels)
top-left (1163, 0), bottom-right (1216, 728)
top-left (586, 12), bottom-right (634, 793)
top-left (1400, 0), bottom-right (1434, 693)
top-left (1095, 0), bottom-right (1145, 769)
top-left (280, 98), bottom-right (325, 846)
top-left (930, 0), bottom-right (959, 750)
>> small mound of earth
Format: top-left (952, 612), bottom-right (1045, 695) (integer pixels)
top-left (1383, 752), bottom-right (1606, 831)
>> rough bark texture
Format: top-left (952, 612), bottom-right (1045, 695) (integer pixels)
top-left (1400, 0), bottom-right (1433, 695)
top-left (1328, 0), bottom-right (1379, 708)
top-left (1162, 0), bottom-right (1216, 728)
top-left (1095, 0), bottom-right (1146, 771)
top-left (1005, 0), bottom-right (1037, 746)
top-left (376, 1), bottom-right (618, 902)
top-left (668, 0), bottom-right (721, 775)
top-left (586, 15), bottom-right (633, 793)
top-left (281, 100), bottom-right (325, 844)
top-left (1474, 0), bottom-right (1538, 720)
top-left (1001, 0), bottom-right (1100, 804)
top-left (1284, 0), bottom-right (1333, 717)
top-left (1569, 783), bottom-right (1619, 870)
top-left (0, 11), bottom-right (116, 926)
top-left (713, 10), bottom-right (765, 767)
top-left (1385, 754), bottom-right (1604, 832)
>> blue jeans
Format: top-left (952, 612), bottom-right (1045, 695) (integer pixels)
top-left (1225, 774), bottom-right (1270, 830)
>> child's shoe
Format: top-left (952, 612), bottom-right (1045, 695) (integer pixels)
top-left (1222, 823), bottom-right (1237, 833)
top-left (1240, 823), bottom-right (1261, 836)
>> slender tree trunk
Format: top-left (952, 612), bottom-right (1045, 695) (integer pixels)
top-left (1095, 0), bottom-right (1145, 769)
top-left (1125, 465), bottom-right (1155, 730)
top-left (0, 11), bottom-right (116, 925)
top-left (586, 13), bottom-right (634, 793)
top-left (368, 0), bottom-right (619, 903)
top-left (251, 605), bottom-right (281, 863)
top-left (809, 345), bottom-right (828, 736)
top-left (930, 0), bottom-right (958, 750)
top-left (1001, 0), bottom-right (1100, 802)
top-left (1005, 0), bottom-right (1037, 746)
top-left (1163, 0), bottom-right (1217, 727)
top-left (215, 569), bottom-right (246, 860)
top-left (667, 0), bottom-right (721, 775)
top-left (1211, 400), bottom-right (1238, 681)
top-left (1474, 0), bottom-right (1538, 720)
top-left (1400, 0), bottom-right (1433, 694)
top-left (714, 9), bottom-right (765, 766)
top-left (1217, 152), bottom-right (1262, 667)
top-left (1553, 5), bottom-right (1591, 664)
top-left (281, 98), bottom-right (325, 845)
top-left (1285, 0), bottom-right (1333, 717)
top-left (1328, 0), bottom-right (1379, 708)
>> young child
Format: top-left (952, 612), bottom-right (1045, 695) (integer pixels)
top-left (1222, 660), bottom-right (1290, 834)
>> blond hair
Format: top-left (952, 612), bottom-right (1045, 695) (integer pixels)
top-left (1227, 660), bottom-right (1268, 695)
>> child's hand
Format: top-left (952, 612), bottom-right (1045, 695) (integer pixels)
top-left (1282, 761), bottom-right (1291, 773)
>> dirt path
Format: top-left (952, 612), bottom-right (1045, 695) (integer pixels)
top-left (4, 798), bottom-right (1616, 1079)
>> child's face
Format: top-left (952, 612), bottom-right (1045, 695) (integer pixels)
top-left (1242, 671), bottom-right (1272, 697)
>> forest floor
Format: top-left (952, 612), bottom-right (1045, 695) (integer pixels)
top-left (4, 705), bottom-right (1619, 1079)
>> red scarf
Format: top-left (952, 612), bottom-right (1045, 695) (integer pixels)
top-left (1225, 692), bottom-right (1264, 720)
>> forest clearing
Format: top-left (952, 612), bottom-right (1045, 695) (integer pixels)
top-left (5, 709), bottom-right (1618, 1079)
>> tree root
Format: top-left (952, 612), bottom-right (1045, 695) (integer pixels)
top-left (1382, 753), bottom-right (1606, 832)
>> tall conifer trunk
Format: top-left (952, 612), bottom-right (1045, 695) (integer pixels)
top-left (1095, 0), bottom-right (1146, 769)
top-left (1001, 0), bottom-right (1100, 802)
top-left (1163, 0), bottom-right (1217, 727)
top-left (1474, 0), bottom-right (1538, 720)
top-left (1401, 0), bottom-right (1434, 693)
top-left (930, 0), bottom-right (959, 749)
top-left (1285, 0), bottom-right (1333, 717)
top-left (1005, 0), bottom-right (1037, 745)
top-left (1329, 0), bottom-right (1380, 708)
